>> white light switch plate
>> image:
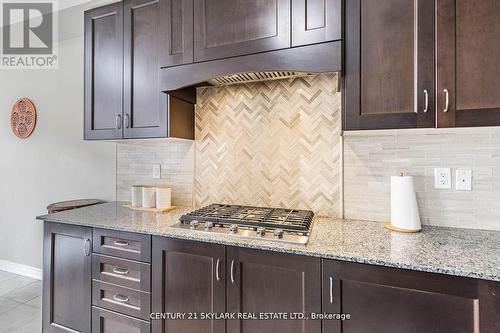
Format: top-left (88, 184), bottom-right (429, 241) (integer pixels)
top-left (456, 169), bottom-right (472, 191)
top-left (434, 168), bottom-right (451, 189)
top-left (152, 164), bottom-right (161, 179)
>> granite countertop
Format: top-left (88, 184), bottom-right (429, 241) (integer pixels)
top-left (37, 202), bottom-right (500, 282)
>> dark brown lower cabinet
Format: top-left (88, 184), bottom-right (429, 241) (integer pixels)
top-left (42, 222), bottom-right (92, 333)
top-left (92, 307), bottom-right (150, 333)
top-left (322, 260), bottom-right (500, 333)
top-left (40, 222), bottom-right (500, 333)
top-left (151, 237), bottom-right (226, 333)
top-left (226, 247), bottom-right (321, 333)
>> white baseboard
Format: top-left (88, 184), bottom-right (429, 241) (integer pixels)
top-left (0, 260), bottom-right (42, 280)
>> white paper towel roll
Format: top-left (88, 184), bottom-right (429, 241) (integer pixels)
top-left (390, 175), bottom-right (421, 231)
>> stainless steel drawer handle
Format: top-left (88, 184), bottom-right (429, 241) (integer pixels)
top-left (113, 240), bottom-right (130, 247)
top-left (329, 276), bottom-right (334, 304)
top-left (112, 294), bottom-right (130, 303)
top-left (230, 260), bottom-right (235, 284)
top-left (83, 238), bottom-right (91, 256)
top-left (112, 267), bottom-right (130, 275)
top-left (423, 89), bottom-right (429, 113)
top-left (444, 89), bottom-right (449, 113)
top-left (216, 258), bottom-right (220, 282)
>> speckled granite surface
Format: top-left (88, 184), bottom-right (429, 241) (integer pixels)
top-left (37, 202), bottom-right (500, 282)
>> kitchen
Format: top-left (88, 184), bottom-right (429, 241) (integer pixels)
top-left (0, 0), bottom-right (499, 332)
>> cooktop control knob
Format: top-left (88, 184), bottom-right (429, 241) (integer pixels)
top-left (229, 224), bottom-right (239, 234)
top-left (256, 227), bottom-right (266, 237)
top-left (274, 229), bottom-right (284, 239)
top-left (204, 222), bottom-right (214, 231)
top-left (190, 221), bottom-right (199, 230)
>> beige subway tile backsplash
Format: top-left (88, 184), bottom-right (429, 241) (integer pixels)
top-left (343, 127), bottom-right (500, 230)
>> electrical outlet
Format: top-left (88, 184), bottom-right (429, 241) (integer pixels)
top-left (456, 169), bottom-right (472, 191)
top-left (152, 164), bottom-right (161, 179)
top-left (434, 168), bottom-right (451, 189)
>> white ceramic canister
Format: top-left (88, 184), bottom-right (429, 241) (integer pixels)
top-left (142, 186), bottom-right (157, 208)
top-left (131, 185), bottom-right (143, 207)
top-left (156, 186), bottom-right (172, 209)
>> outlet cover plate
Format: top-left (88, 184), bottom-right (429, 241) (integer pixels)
top-left (456, 169), bottom-right (472, 191)
top-left (152, 164), bottom-right (161, 179)
top-left (434, 168), bottom-right (451, 189)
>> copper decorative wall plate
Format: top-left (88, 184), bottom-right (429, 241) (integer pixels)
top-left (10, 98), bottom-right (37, 139)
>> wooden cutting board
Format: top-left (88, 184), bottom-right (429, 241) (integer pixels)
top-left (123, 203), bottom-right (176, 213)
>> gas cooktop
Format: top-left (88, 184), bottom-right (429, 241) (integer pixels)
top-left (174, 204), bottom-right (314, 245)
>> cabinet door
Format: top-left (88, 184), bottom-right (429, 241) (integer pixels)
top-left (323, 260), bottom-right (480, 333)
top-left (84, 3), bottom-right (123, 140)
top-left (124, 0), bottom-right (167, 139)
top-left (437, 0), bottom-right (500, 127)
top-left (42, 222), bottom-right (92, 333)
top-left (151, 237), bottom-right (226, 333)
top-left (344, 0), bottom-right (435, 130)
top-left (292, 0), bottom-right (341, 47)
top-left (194, 0), bottom-right (291, 62)
top-left (159, 0), bottom-right (194, 67)
top-left (226, 247), bottom-right (321, 333)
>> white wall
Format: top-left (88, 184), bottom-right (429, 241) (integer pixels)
top-left (0, 3), bottom-right (116, 269)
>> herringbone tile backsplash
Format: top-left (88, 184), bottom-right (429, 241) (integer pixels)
top-left (195, 74), bottom-right (342, 216)
top-left (117, 74), bottom-right (342, 216)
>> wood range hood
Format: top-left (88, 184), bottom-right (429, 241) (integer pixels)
top-left (160, 42), bottom-right (342, 92)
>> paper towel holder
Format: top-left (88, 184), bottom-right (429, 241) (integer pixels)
top-left (384, 171), bottom-right (422, 233)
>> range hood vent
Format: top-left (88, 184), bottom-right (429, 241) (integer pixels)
top-left (206, 71), bottom-right (312, 86)
top-left (160, 42), bottom-right (341, 92)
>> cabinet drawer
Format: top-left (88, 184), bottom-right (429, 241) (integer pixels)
top-left (93, 229), bottom-right (151, 262)
top-left (92, 254), bottom-right (150, 292)
top-left (92, 281), bottom-right (150, 321)
top-left (92, 307), bottom-right (150, 333)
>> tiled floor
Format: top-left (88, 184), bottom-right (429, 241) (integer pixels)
top-left (0, 271), bottom-right (41, 333)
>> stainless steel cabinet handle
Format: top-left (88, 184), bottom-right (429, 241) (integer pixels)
top-left (112, 294), bottom-right (130, 303)
top-left (112, 267), bottom-right (130, 275)
top-left (444, 89), bottom-right (449, 112)
top-left (215, 258), bottom-right (220, 282)
top-left (113, 240), bottom-right (129, 247)
top-left (423, 89), bottom-right (429, 113)
top-left (116, 114), bottom-right (122, 129)
top-left (230, 260), bottom-right (235, 284)
top-left (329, 276), bottom-right (334, 304)
top-left (125, 114), bottom-right (130, 128)
top-left (83, 238), bottom-right (91, 256)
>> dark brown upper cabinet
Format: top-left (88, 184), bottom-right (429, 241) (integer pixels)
top-left (124, 0), bottom-right (166, 138)
top-left (43, 222), bottom-right (92, 333)
top-left (226, 247), bottom-right (321, 333)
top-left (159, 0), bottom-right (194, 67)
top-left (193, 0), bottom-right (291, 62)
top-left (84, 2), bottom-right (124, 140)
top-left (292, 0), bottom-right (342, 47)
top-left (152, 237), bottom-right (226, 333)
top-left (344, 0), bottom-right (435, 130)
top-left (84, 0), bottom-right (195, 140)
top-left (436, 0), bottom-right (500, 128)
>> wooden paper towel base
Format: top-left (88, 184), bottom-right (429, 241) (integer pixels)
top-left (384, 222), bottom-right (421, 233)
top-left (123, 203), bottom-right (176, 213)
